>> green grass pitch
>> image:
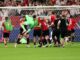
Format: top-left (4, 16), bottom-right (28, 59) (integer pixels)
top-left (0, 42), bottom-right (80, 60)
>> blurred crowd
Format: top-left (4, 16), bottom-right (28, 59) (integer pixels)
top-left (0, 8), bottom-right (80, 18)
top-left (0, 0), bottom-right (80, 18)
top-left (0, 0), bottom-right (80, 6)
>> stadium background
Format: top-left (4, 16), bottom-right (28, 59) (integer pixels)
top-left (0, 0), bottom-right (80, 42)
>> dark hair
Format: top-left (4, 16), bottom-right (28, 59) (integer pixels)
top-left (5, 17), bottom-right (8, 20)
top-left (22, 15), bottom-right (25, 18)
top-left (52, 11), bottom-right (55, 14)
top-left (22, 15), bottom-right (26, 21)
top-left (33, 15), bottom-right (36, 18)
top-left (70, 15), bottom-right (73, 18)
top-left (56, 15), bottom-right (60, 18)
top-left (62, 15), bottom-right (66, 17)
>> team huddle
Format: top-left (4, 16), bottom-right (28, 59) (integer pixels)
top-left (2, 10), bottom-right (79, 48)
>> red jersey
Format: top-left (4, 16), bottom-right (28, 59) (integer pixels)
top-left (51, 0), bottom-right (56, 5)
top-left (67, 18), bottom-right (72, 31)
top-left (71, 18), bottom-right (76, 29)
top-left (51, 15), bottom-right (56, 23)
top-left (41, 20), bottom-right (48, 31)
top-left (23, 0), bottom-right (29, 6)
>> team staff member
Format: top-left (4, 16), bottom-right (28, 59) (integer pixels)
top-left (52, 15), bottom-right (61, 47)
top-left (59, 15), bottom-right (69, 47)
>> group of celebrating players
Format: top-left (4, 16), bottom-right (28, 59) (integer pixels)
top-left (2, 10), bottom-right (79, 48)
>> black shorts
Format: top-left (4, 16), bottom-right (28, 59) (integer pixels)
top-left (20, 28), bottom-right (24, 35)
top-left (33, 29), bottom-right (41, 37)
top-left (71, 29), bottom-right (75, 34)
top-left (20, 25), bottom-right (27, 35)
top-left (3, 32), bottom-right (10, 38)
top-left (67, 30), bottom-right (72, 36)
top-left (52, 29), bottom-right (60, 37)
top-left (42, 29), bottom-right (49, 36)
top-left (60, 29), bottom-right (67, 38)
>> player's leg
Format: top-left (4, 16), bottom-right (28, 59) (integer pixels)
top-left (26, 33), bottom-right (30, 48)
top-left (52, 29), bottom-right (57, 47)
top-left (38, 37), bottom-right (43, 47)
top-left (33, 36), bottom-right (36, 47)
top-left (43, 30), bottom-right (50, 47)
top-left (61, 29), bottom-right (68, 47)
top-left (60, 30), bottom-right (65, 47)
top-left (33, 30), bottom-right (37, 47)
top-left (47, 30), bottom-right (52, 47)
top-left (41, 31), bottom-right (45, 45)
top-left (64, 30), bottom-right (72, 46)
top-left (14, 27), bottom-right (23, 48)
top-left (14, 34), bottom-right (22, 48)
top-left (3, 38), bottom-right (7, 48)
top-left (3, 33), bottom-right (9, 48)
top-left (56, 30), bottom-right (61, 47)
top-left (47, 29), bottom-right (52, 46)
top-left (56, 36), bottom-right (60, 47)
top-left (37, 29), bottom-right (42, 47)
top-left (71, 29), bottom-right (75, 42)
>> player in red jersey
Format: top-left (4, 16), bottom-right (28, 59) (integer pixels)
top-left (50, 11), bottom-right (56, 26)
top-left (70, 16), bottom-right (80, 42)
top-left (50, 11), bottom-right (56, 42)
top-left (66, 16), bottom-right (80, 43)
top-left (40, 17), bottom-right (51, 47)
top-left (67, 16), bottom-right (72, 42)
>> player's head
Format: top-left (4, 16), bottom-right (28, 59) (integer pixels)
top-left (22, 15), bottom-right (26, 21)
top-left (39, 16), bottom-right (44, 20)
top-left (52, 11), bottom-right (55, 15)
top-left (5, 17), bottom-right (9, 21)
top-left (56, 15), bottom-right (61, 19)
top-left (33, 15), bottom-right (36, 20)
top-left (70, 15), bottom-right (73, 18)
top-left (70, 15), bottom-right (76, 19)
top-left (22, 15), bottom-right (25, 18)
top-left (61, 15), bottom-right (66, 19)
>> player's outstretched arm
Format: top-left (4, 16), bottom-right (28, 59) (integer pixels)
top-left (20, 22), bottom-right (27, 32)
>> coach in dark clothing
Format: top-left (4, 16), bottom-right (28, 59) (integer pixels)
top-left (60, 15), bottom-right (69, 47)
top-left (52, 15), bottom-right (61, 47)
